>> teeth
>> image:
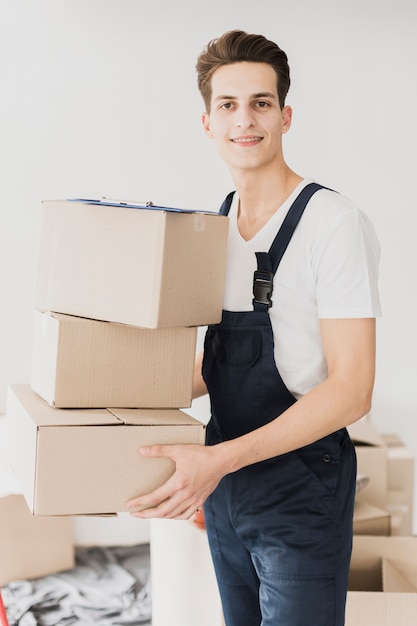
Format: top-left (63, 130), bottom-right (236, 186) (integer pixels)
top-left (232, 137), bottom-right (261, 143)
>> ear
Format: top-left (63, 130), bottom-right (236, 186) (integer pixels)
top-left (202, 112), bottom-right (214, 138)
top-left (281, 105), bottom-right (293, 134)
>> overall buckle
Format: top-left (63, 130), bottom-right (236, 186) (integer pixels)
top-left (252, 270), bottom-right (274, 308)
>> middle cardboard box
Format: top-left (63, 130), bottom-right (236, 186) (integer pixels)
top-left (31, 310), bottom-right (197, 408)
top-left (6, 384), bottom-right (206, 516)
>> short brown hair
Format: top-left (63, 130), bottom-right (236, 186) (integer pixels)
top-left (196, 30), bottom-right (291, 112)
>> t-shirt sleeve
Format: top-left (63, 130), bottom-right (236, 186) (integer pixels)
top-left (313, 207), bottom-right (382, 319)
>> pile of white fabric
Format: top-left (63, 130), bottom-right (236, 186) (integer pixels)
top-left (2, 544), bottom-right (151, 626)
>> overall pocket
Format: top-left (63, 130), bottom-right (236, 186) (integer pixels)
top-left (295, 430), bottom-right (345, 496)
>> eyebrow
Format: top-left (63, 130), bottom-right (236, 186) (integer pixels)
top-left (214, 91), bottom-right (278, 102)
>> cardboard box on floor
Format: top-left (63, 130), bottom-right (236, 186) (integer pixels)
top-left (353, 500), bottom-right (391, 536)
top-left (36, 200), bottom-right (229, 329)
top-left (348, 417), bottom-right (388, 510)
top-left (5, 384), bottom-right (205, 516)
top-left (0, 494), bottom-right (74, 586)
top-left (348, 417), bottom-right (414, 535)
top-left (346, 536), bottom-right (417, 625)
top-left (382, 433), bottom-right (414, 536)
top-left (31, 311), bottom-right (197, 408)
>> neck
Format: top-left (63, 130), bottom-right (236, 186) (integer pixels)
top-left (229, 163), bottom-right (303, 241)
top-left (233, 164), bottom-right (303, 216)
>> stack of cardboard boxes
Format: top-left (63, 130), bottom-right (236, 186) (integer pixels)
top-left (5, 199), bottom-right (229, 521)
top-left (345, 416), bottom-right (416, 624)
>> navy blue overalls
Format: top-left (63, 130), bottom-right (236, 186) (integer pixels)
top-left (202, 183), bottom-right (357, 626)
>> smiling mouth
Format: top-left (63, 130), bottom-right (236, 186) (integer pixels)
top-left (231, 136), bottom-right (263, 144)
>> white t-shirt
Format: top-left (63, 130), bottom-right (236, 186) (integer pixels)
top-left (222, 178), bottom-right (382, 399)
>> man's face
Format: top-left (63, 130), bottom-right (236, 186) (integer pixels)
top-left (202, 62), bottom-right (292, 175)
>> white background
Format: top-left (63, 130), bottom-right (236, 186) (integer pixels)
top-left (1, 0), bottom-right (416, 532)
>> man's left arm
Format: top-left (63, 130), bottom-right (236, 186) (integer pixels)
top-left (127, 317), bottom-right (376, 519)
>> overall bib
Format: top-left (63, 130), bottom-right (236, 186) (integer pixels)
top-left (202, 184), bottom-right (357, 626)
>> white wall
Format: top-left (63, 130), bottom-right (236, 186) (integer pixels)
top-left (1, 0), bottom-right (417, 530)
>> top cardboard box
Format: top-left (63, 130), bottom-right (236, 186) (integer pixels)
top-left (36, 200), bottom-right (229, 328)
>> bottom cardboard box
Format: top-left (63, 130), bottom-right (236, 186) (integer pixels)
top-left (0, 494), bottom-right (74, 586)
top-left (346, 535), bottom-right (417, 625)
top-left (5, 384), bottom-right (205, 516)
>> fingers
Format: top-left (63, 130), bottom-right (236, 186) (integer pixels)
top-left (126, 479), bottom-right (173, 512)
top-left (126, 442), bottom-right (207, 520)
top-left (126, 471), bottom-right (202, 520)
top-left (128, 490), bottom-right (202, 520)
top-left (139, 444), bottom-right (171, 458)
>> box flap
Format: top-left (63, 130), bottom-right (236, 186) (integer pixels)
top-left (383, 559), bottom-right (417, 593)
top-left (10, 385), bottom-right (119, 426)
top-left (352, 536), bottom-right (417, 590)
top-left (348, 416), bottom-right (386, 447)
top-left (108, 407), bottom-right (205, 427)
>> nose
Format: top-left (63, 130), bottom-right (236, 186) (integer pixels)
top-left (235, 104), bottom-right (256, 128)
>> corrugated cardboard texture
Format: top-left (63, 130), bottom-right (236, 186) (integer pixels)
top-left (36, 201), bottom-right (229, 328)
top-left (31, 311), bottom-right (197, 408)
top-left (0, 495), bottom-right (74, 585)
top-left (6, 385), bottom-right (205, 516)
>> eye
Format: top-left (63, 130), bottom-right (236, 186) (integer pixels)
top-left (220, 102), bottom-right (234, 110)
top-left (255, 101), bottom-right (270, 108)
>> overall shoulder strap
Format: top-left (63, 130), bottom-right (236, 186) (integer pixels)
top-left (219, 191), bottom-right (235, 216)
top-left (253, 182), bottom-right (328, 311)
top-left (268, 182), bottom-right (326, 274)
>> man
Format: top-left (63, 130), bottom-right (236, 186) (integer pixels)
top-left (127, 30), bottom-right (381, 625)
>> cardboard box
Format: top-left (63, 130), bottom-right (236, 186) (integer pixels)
top-left (382, 433), bottom-right (414, 536)
top-left (5, 384), bottom-right (205, 516)
top-left (0, 494), bottom-right (74, 585)
top-left (353, 500), bottom-right (391, 536)
top-left (36, 200), bottom-right (229, 328)
top-left (346, 591), bottom-right (417, 625)
top-left (348, 419), bottom-right (414, 535)
top-left (346, 536), bottom-right (417, 625)
top-left (31, 311), bottom-right (197, 408)
top-left (348, 417), bottom-right (388, 509)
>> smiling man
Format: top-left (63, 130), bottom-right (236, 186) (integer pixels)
top-left (127, 30), bottom-right (381, 626)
